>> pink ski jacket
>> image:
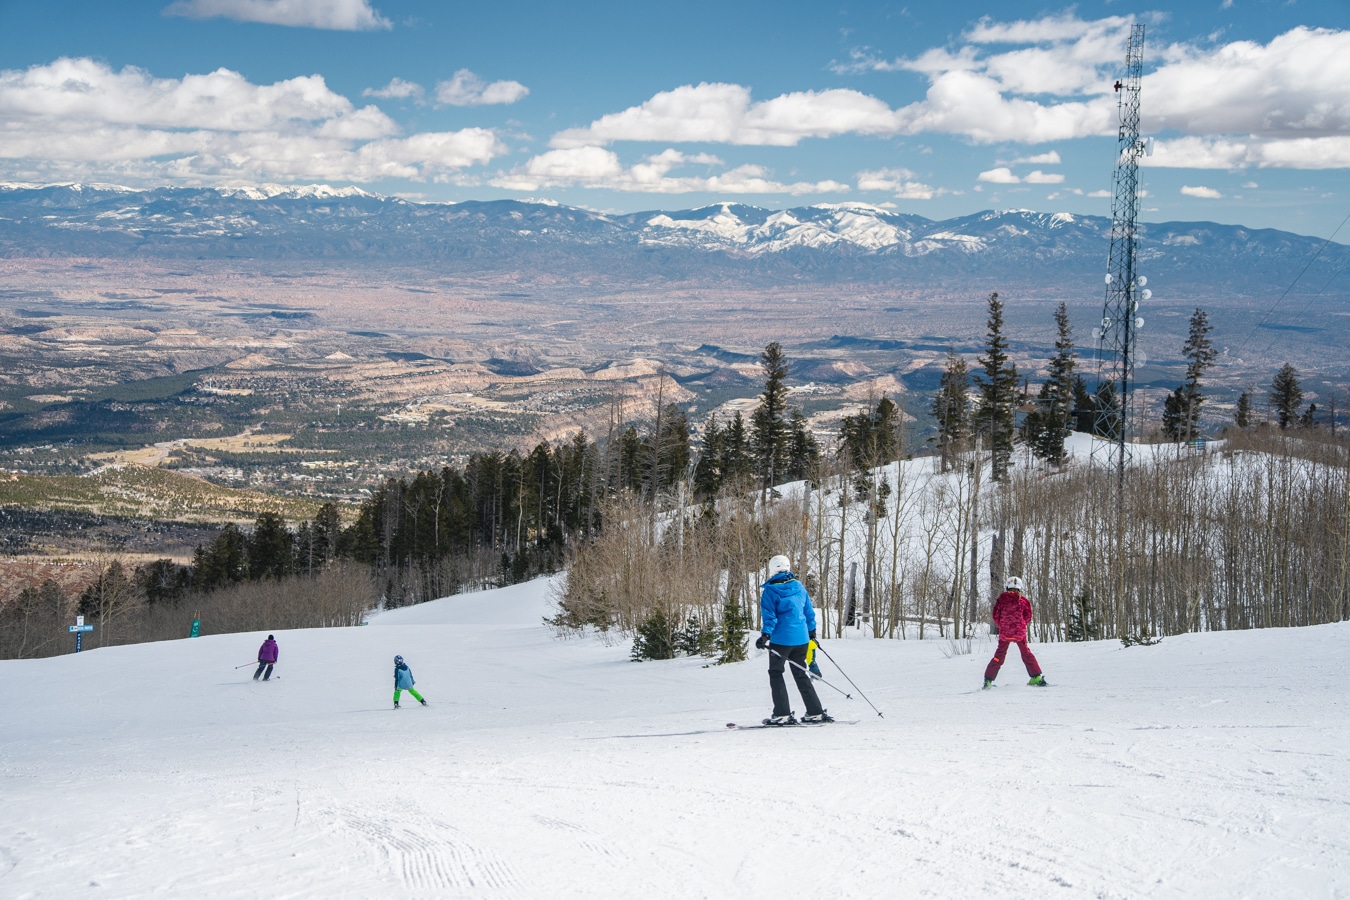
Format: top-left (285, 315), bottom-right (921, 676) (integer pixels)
top-left (991, 590), bottom-right (1033, 642)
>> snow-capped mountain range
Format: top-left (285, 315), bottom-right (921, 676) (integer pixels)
top-left (0, 182), bottom-right (1344, 296)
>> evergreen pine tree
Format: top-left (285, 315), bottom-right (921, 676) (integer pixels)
top-left (786, 410), bottom-right (820, 482)
top-left (693, 415), bottom-right (723, 501)
top-left (721, 411), bottom-right (752, 487)
top-left (1299, 403), bottom-right (1318, 429)
top-left (840, 397), bottom-right (899, 470)
top-left (717, 594), bottom-right (750, 664)
top-left (1030, 302), bottom-right (1076, 464)
top-left (751, 342), bottom-right (791, 490)
top-left (1071, 374), bottom-right (1094, 433)
top-left (1235, 391), bottom-right (1253, 429)
top-left (932, 351), bottom-right (971, 473)
top-left (1162, 386), bottom-right (1187, 442)
top-left (630, 608), bottom-right (678, 661)
top-left (1270, 363), bottom-right (1304, 430)
top-left (1066, 589), bottom-right (1101, 642)
top-left (976, 292), bottom-right (1018, 481)
top-left (1179, 308), bottom-right (1217, 442)
top-left (248, 511), bottom-right (293, 581)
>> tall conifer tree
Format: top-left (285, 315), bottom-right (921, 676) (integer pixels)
top-left (976, 292), bottom-right (1018, 481)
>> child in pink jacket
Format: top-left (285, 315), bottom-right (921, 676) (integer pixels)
top-left (983, 578), bottom-right (1048, 688)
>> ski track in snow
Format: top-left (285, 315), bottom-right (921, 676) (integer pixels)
top-left (1, 575), bottom-right (1348, 898)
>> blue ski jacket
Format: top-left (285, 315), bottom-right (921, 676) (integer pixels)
top-left (759, 572), bottom-right (817, 646)
top-left (394, 662), bottom-right (415, 689)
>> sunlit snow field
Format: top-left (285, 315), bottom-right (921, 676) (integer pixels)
top-left (2, 576), bottom-right (1348, 898)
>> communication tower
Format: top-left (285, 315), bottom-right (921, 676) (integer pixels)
top-left (1092, 23), bottom-right (1150, 485)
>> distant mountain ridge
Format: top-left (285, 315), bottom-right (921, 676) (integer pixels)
top-left (1, 182), bottom-right (1344, 297)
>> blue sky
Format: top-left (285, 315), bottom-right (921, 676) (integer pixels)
top-left (1, 0), bottom-right (1348, 236)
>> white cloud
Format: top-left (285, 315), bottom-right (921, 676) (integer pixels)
top-left (1243, 181), bottom-right (1259, 189)
top-left (548, 20), bottom-right (1350, 161)
top-left (164, 0), bottom-right (391, 30)
top-left (1150, 135), bottom-right (1350, 169)
top-left (978, 167), bottom-right (1021, 183)
top-left (1181, 185), bottom-right (1223, 199)
top-left (493, 145), bottom-right (845, 195)
top-left (855, 167), bottom-right (940, 199)
top-left (363, 78), bottom-right (424, 102)
top-left (0, 58), bottom-right (506, 185)
top-left (834, 17), bottom-right (1350, 166)
top-left (552, 82), bottom-right (901, 148)
top-left (435, 70), bottom-right (529, 107)
top-left (1087, 189), bottom-right (1112, 198)
top-left (1013, 151), bottom-right (1061, 165)
top-left (1023, 170), bottom-right (1064, 184)
top-left (1145, 27), bottom-right (1350, 139)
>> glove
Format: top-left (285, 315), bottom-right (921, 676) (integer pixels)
top-left (755, 633), bottom-right (771, 650)
top-left (808, 630), bottom-right (816, 642)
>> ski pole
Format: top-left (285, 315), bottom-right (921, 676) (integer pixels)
top-left (765, 647), bottom-right (854, 700)
top-left (814, 644), bottom-right (885, 718)
top-left (235, 662), bottom-right (258, 669)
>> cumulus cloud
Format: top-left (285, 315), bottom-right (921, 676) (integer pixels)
top-left (1150, 135), bottom-right (1350, 169)
top-left (551, 82), bottom-right (901, 148)
top-left (547, 18), bottom-right (1350, 169)
top-left (363, 78), bottom-right (424, 102)
top-left (164, 0), bottom-right (391, 30)
top-left (0, 58), bottom-right (505, 185)
top-left (492, 145), bottom-right (845, 195)
top-left (829, 16), bottom-right (1350, 167)
top-left (855, 167), bottom-right (940, 199)
top-left (1180, 185), bottom-right (1223, 199)
top-left (978, 167), bottom-right (1064, 185)
top-left (1013, 151), bottom-right (1061, 165)
top-left (1023, 170), bottom-right (1064, 184)
top-left (435, 70), bottom-right (529, 107)
top-left (978, 167), bottom-right (1021, 184)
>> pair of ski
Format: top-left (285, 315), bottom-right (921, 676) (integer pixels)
top-left (726, 718), bottom-right (855, 730)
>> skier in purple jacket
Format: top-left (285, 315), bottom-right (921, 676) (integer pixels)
top-left (254, 635), bottom-right (278, 681)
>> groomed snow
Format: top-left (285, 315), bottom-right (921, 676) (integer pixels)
top-left (2, 577), bottom-right (1348, 898)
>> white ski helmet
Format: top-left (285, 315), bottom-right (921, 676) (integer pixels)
top-left (1005, 576), bottom-right (1025, 592)
top-left (767, 555), bottom-right (792, 577)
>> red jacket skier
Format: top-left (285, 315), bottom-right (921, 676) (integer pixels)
top-left (983, 578), bottom-right (1047, 688)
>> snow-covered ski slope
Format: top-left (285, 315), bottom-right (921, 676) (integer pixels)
top-left (2, 576), bottom-right (1348, 898)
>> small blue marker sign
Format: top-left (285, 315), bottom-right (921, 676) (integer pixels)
top-left (70, 617), bottom-right (94, 652)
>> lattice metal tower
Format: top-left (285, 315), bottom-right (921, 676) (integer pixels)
top-left (1092, 23), bottom-right (1149, 486)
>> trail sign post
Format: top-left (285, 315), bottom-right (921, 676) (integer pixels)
top-left (69, 615), bottom-right (94, 652)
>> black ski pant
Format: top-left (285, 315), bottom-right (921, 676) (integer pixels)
top-left (768, 642), bottom-right (823, 718)
top-left (253, 662), bottom-right (274, 680)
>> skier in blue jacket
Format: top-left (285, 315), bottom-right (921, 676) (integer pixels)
top-left (392, 655), bottom-right (427, 709)
top-left (756, 555), bottom-right (831, 725)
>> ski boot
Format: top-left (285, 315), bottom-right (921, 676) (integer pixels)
top-left (1028, 674), bottom-right (1048, 687)
top-left (763, 713), bottom-right (798, 726)
top-left (419, 699), bottom-right (427, 706)
top-left (801, 711), bottom-right (834, 724)
top-left (982, 678), bottom-right (994, 690)
top-left (394, 701), bottom-right (401, 709)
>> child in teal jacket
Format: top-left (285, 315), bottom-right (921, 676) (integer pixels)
top-left (393, 655), bottom-right (427, 708)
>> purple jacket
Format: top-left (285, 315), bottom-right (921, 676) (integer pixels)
top-left (257, 639), bottom-right (279, 663)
